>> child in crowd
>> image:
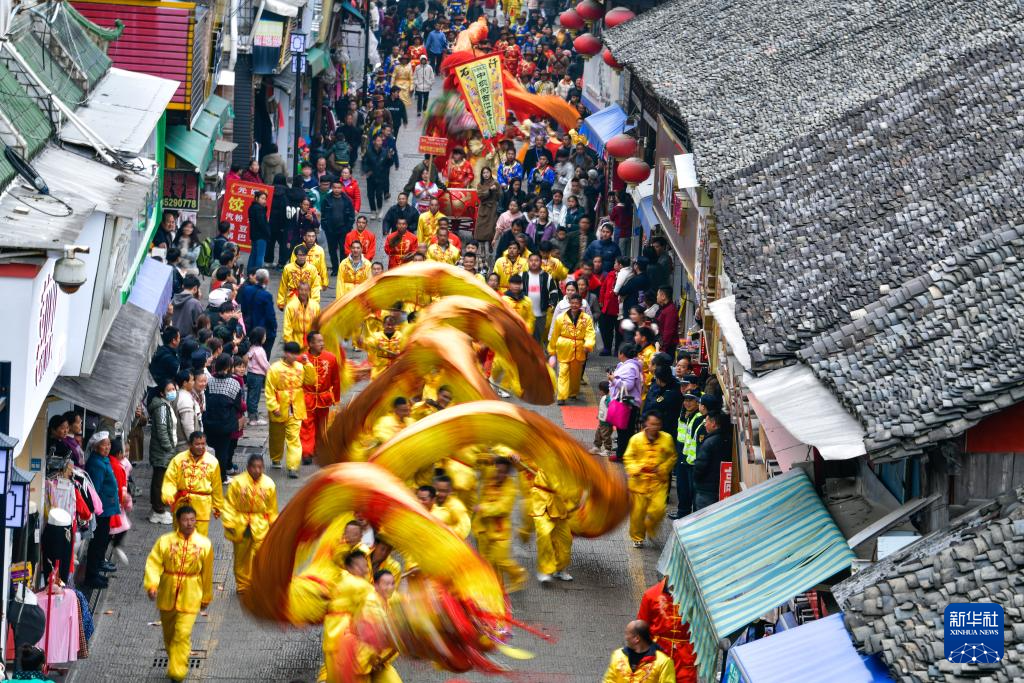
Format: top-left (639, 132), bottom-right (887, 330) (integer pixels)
top-left (592, 380), bottom-right (613, 457)
top-left (245, 327), bottom-right (269, 425)
top-left (229, 355), bottom-right (249, 475)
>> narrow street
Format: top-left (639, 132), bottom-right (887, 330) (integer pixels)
top-left (67, 77), bottom-right (666, 682)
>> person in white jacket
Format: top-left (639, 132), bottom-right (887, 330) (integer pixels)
top-left (413, 56), bottom-right (435, 116)
top-left (173, 370), bottom-right (204, 452)
top-left (548, 280), bottom-right (592, 343)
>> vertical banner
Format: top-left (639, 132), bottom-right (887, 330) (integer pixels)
top-left (220, 179), bottom-right (274, 252)
top-left (454, 55), bottom-right (507, 139)
top-left (718, 461), bottom-right (733, 501)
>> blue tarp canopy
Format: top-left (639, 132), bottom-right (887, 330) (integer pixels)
top-left (658, 469), bottom-right (855, 680)
top-left (725, 614), bottom-right (894, 683)
top-left (580, 103), bottom-right (627, 157)
top-left (637, 195), bottom-right (659, 238)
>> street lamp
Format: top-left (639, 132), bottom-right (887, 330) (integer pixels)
top-left (0, 433), bottom-right (16, 495)
top-left (5, 468), bottom-right (30, 529)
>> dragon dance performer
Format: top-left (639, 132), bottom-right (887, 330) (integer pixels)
top-left (430, 475), bottom-right (472, 540)
top-left (603, 620), bottom-right (677, 683)
top-left (145, 505), bottom-right (214, 683)
top-left (283, 281), bottom-right (320, 350)
top-left (637, 578), bottom-right (697, 683)
top-left (338, 240), bottom-right (374, 348)
top-left (491, 273), bottom-right (533, 396)
top-left (531, 467), bottom-right (574, 585)
top-left (547, 294), bottom-right (596, 405)
top-left (161, 431), bottom-right (224, 536)
top-left (291, 225), bottom-right (330, 289)
top-left (365, 315), bottom-right (405, 379)
top-left (222, 453), bottom-right (278, 593)
top-left (266, 341), bottom-right (316, 477)
top-left (623, 414), bottom-right (677, 548)
top-left (300, 332), bottom-right (341, 464)
top-left (474, 456), bottom-right (527, 592)
top-left (278, 245), bottom-right (322, 309)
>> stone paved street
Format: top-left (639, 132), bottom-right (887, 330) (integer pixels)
top-left (66, 77), bottom-right (671, 682)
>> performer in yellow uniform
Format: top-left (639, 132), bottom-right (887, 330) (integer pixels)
top-left (636, 328), bottom-right (658, 401)
top-left (265, 341), bottom-right (316, 477)
top-left (145, 505), bottom-right (214, 683)
top-left (283, 281), bottom-right (320, 349)
top-left (291, 224), bottom-right (330, 289)
top-left (491, 274), bottom-right (534, 396)
top-left (539, 245), bottom-right (569, 283)
top-left (547, 294), bottom-right (596, 404)
top-left (161, 432), bottom-right (224, 536)
top-left (492, 242), bottom-right (527, 290)
top-left (474, 456), bottom-right (527, 592)
top-left (222, 453), bottom-right (278, 593)
top-left (338, 238), bottom-right (373, 294)
top-left (430, 475), bottom-right (472, 539)
top-left (365, 315), bottom-right (405, 379)
top-left (416, 200), bottom-right (445, 244)
top-left (603, 620), bottom-right (677, 683)
top-left (278, 245), bottom-right (322, 309)
top-left (531, 467), bottom-right (575, 584)
top-left (623, 414), bottom-right (677, 548)
top-left (425, 227), bottom-right (461, 264)
top-left (320, 551), bottom-right (397, 683)
top-left (371, 397), bottom-right (414, 445)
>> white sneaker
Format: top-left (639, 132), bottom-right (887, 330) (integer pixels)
top-left (160, 511), bottom-right (173, 525)
top-left (536, 572), bottom-right (553, 584)
top-left (114, 548), bottom-right (129, 566)
top-left (497, 388), bottom-right (511, 399)
top-left (553, 570), bottom-right (573, 581)
top-left (149, 512), bottom-right (163, 524)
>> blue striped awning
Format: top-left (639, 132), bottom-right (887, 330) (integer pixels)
top-left (658, 469), bottom-right (854, 680)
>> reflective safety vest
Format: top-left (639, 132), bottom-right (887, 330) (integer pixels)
top-left (677, 411), bottom-right (704, 465)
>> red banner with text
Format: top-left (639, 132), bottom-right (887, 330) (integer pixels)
top-left (220, 179), bottom-right (274, 252)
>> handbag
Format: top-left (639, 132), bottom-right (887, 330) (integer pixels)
top-left (606, 385), bottom-right (632, 430)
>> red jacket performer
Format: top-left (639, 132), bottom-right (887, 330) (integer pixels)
top-left (299, 331), bottom-right (340, 463)
top-left (636, 577), bottom-right (697, 683)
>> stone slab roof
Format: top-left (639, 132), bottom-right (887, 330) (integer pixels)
top-left (713, 38), bottom-right (1024, 458)
top-left (836, 487), bottom-right (1024, 682)
top-left (603, 0), bottom-right (1024, 185)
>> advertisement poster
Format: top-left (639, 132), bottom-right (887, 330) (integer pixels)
top-left (162, 170), bottom-right (200, 224)
top-left (439, 188), bottom-right (479, 234)
top-left (719, 461), bottom-right (733, 501)
top-left (454, 55), bottom-right (506, 139)
top-left (219, 179), bottom-right (274, 252)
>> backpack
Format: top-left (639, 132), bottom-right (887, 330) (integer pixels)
top-left (196, 237), bottom-right (215, 276)
top-left (332, 138), bottom-right (351, 165)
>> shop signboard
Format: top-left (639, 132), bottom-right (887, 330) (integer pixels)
top-left (719, 461), bottom-right (733, 501)
top-left (219, 179), bottom-right (274, 252)
top-left (418, 136), bottom-right (448, 156)
top-left (162, 170), bottom-right (200, 225)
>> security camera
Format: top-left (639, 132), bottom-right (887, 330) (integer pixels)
top-left (54, 245), bottom-right (91, 294)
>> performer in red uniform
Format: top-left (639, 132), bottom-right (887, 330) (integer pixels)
top-left (299, 331), bottom-right (340, 464)
top-left (384, 217), bottom-right (419, 269)
top-left (444, 148), bottom-right (475, 188)
top-left (636, 577), bottom-right (697, 683)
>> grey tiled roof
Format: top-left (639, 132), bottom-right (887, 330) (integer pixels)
top-left (836, 487), bottom-right (1024, 682)
top-left (714, 38), bottom-right (1024, 458)
top-left (603, 0), bottom-right (1024, 184)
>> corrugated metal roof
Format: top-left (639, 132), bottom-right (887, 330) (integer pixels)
top-left (659, 469), bottom-right (854, 680)
top-left (60, 67), bottom-right (179, 155)
top-left (0, 184), bottom-right (94, 251)
top-left (32, 147), bottom-right (155, 218)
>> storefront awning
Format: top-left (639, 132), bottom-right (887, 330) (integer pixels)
top-left (724, 614), bottom-right (893, 683)
top-left (166, 124), bottom-right (215, 173)
top-left (637, 195), bottom-right (659, 238)
top-left (59, 67), bottom-right (178, 155)
top-left (0, 185), bottom-right (95, 251)
top-left (580, 103), bottom-right (627, 157)
top-left (127, 257), bottom-right (174, 319)
top-left (307, 45), bottom-right (332, 76)
top-left (658, 469), bottom-right (854, 680)
top-left (744, 364), bottom-right (867, 461)
top-left (340, 1), bottom-right (364, 22)
top-left (52, 302), bottom-right (161, 428)
top-left (708, 295), bottom-right (752, 370)
top-left (264, 0), bottom-right (307, 18)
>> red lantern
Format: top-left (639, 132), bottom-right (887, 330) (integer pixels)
top-left (602, 48), bottom-right (622, 71)
top-left (604, 6), bottom-right (636, 28)
top-left (559, 9), bottom-right (585, 31)
top-left (573, 32), bottom-right (602, 59)
top-left (617, 156), bottom-right (651, 186)
top-left (576, 0), bottom-right (604, 22)
top-left (605, 133), bottom-right (637, 160)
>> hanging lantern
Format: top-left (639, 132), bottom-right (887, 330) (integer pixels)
top-left (573, 33), bottom-right (603, 59)
top-left (617, 156), bottom-right (651, 187)
top-left (559, 9), bottom-right (585, 31)
top-left (605, 133), bottom-right (637, 160)
top-left (604, 6), bottom-right (636, 28)
top-left (602, 48), bottom-right (623, 71)
top-left (576, 0), bottom-right (604, 22)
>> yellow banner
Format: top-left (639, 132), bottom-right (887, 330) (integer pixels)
top-left (454, 55), bottom-right (506, 139)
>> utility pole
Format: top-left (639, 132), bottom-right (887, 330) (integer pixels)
top-left (363, 0), bottom-right (370, 102)
top-left (291, 16), bottom-right (307, 175)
